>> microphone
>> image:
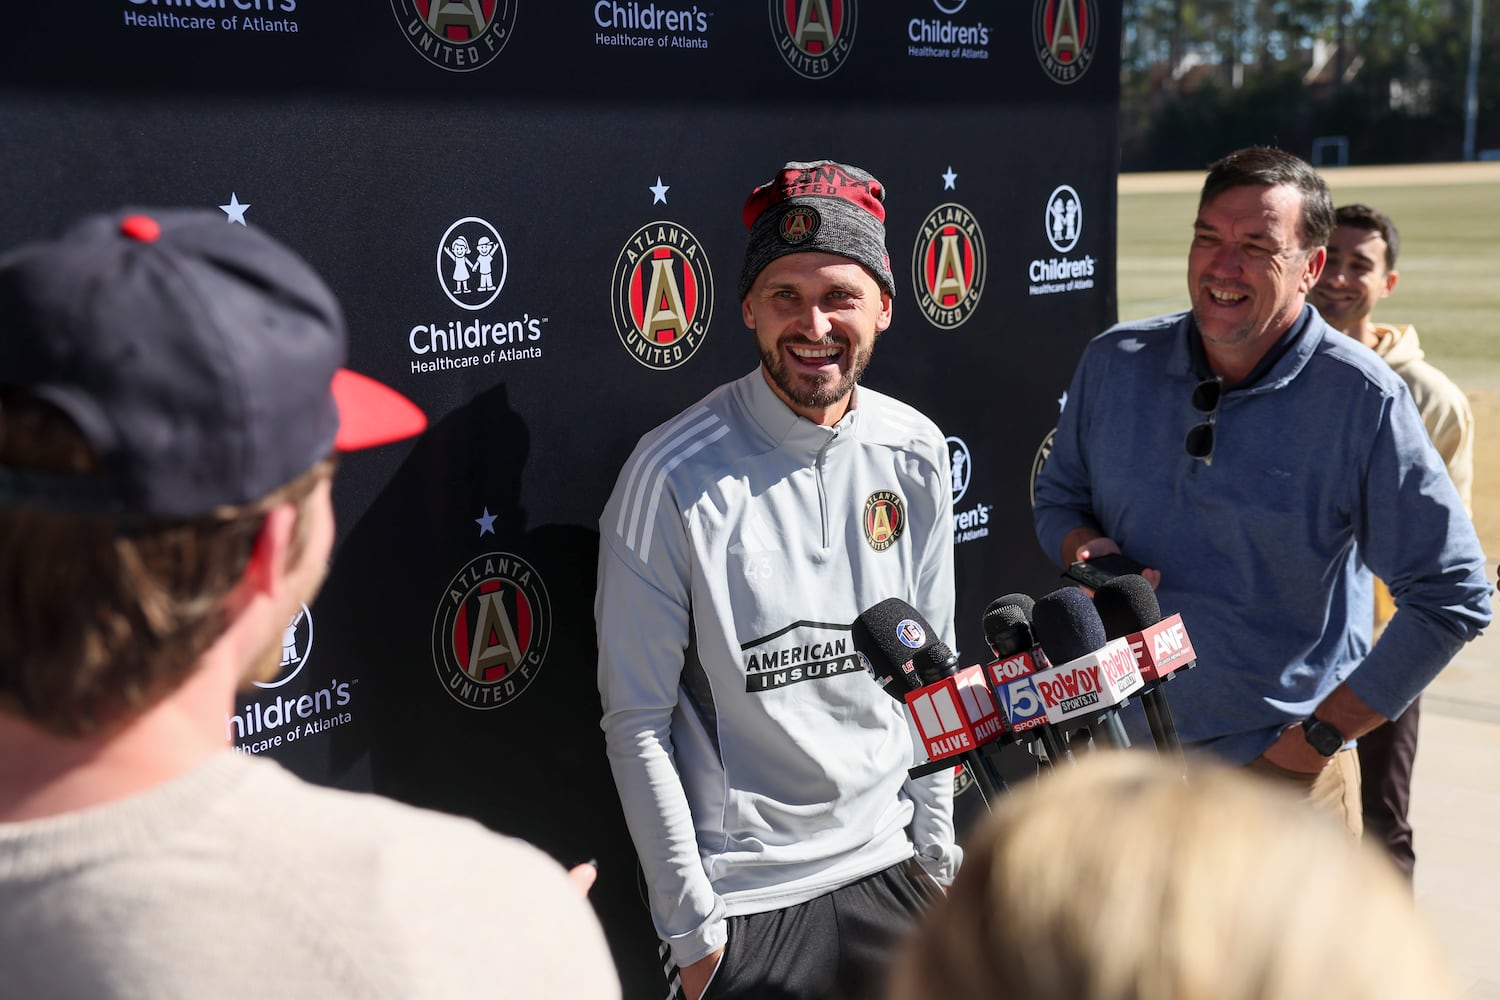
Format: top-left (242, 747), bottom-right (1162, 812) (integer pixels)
top-left (1030, 588), bottom-right (1144, 750)
top-left (851, 598), bottom-right (926, 697)
top-left (912, 632), bottom-right (962, 686)
top-left (1094, 574), bottom-right (1195, 760)
top-left (986, 592), bottom-right (1035, 630)
top-left (981, 598), bottom-right (1068, 767)
top-left (1093, 575), bottom-right (1197, 683)
top-left (852, 598), bottom-right (1006, 801)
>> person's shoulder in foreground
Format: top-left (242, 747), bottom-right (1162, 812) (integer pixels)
top-left (0, 751), bottom-right (619, 997)
top-left (0, 208), bottom-right (619, 999)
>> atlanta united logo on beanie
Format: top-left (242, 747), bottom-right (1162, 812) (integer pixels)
top-left (738, 160), bottom-right (896, 300)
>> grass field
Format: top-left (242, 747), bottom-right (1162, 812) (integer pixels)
top-left (1117, 162), bottom-right (1500, 559)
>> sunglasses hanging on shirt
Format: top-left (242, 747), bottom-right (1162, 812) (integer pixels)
top-left (1185, 376), bottom-right (1223, 465)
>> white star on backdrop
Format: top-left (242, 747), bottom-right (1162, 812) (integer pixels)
top-left (475, 507), bottom-right (497, 536)
top-left (219, 193), bottom-right (250, 225)
top-left (1058, 390), bottom-right (1069, 411)
top-left (649, 177), bottom-right (670, 204)
top-left (941, 166), bottom-right (958, 190)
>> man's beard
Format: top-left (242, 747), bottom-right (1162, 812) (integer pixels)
top-left (760, 336), bottom-right (874, 411)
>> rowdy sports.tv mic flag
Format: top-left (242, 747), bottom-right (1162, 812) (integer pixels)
top-left (1030, 588), bottom-right (1144, 750)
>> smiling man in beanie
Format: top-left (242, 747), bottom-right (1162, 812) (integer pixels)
top-left (597, 161), bottom-right (960, 1000)
top-left (0, 209), bottom-right (620, 999)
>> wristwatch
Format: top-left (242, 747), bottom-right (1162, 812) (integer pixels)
top-left (1301, 715), bottom-right (1344, 757)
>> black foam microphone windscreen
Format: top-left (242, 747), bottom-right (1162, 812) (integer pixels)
top-left (1032, 587), bottom-right (1108, 666)
top-left (1094, 574), bottom-right (1163, 639)
top-left (914, 638), bottom-right (961, 685)
top-left (993, 592), bottom-right (1036, 619)
top-left (852, 597), bottom-right (932, 698)
top-left (983, 602), bottom-right (1034, 659)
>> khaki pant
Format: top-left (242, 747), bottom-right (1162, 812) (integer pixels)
top-left (1245, 746), bottom-right (1363, 837)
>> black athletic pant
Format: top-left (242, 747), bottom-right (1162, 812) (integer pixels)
top-left (662, 857), bottom-right (943, 1000)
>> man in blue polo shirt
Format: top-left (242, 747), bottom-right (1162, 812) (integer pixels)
top-left (1033, 146), bottom-right (1491, 833)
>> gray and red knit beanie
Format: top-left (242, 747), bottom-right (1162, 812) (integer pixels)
top-left (738, 160), bottom-right (896, 300)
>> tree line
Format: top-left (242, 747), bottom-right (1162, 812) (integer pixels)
top-left (1120, 0), bottom-right (1497, 170)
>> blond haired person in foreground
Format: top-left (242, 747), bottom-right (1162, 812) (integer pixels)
top-left (889, 754), bottom-right (1455, 1000)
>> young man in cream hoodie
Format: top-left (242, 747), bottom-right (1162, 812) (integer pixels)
top-left (1310, 202), bottom-right (1476, 880)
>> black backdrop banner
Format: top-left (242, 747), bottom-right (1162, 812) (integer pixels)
top-left (1, 3), bottom-right (1121, 995)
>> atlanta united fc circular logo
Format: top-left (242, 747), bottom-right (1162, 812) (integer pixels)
top-left (390, 0), bottom-right (519, 72)
top-left (769, 0), bottom-right (857, 79)
top-left (912, 202), bottom-right (987, 330)
top-left (431, 552), bottom-right (551, 710)
top-left (612, 220), bottom-right (714, 372)
top-left (1033, 0), bottom-right (1098, 85)
top-left (779, 206), bottom-right (820, 245)
top-left (863, 490), bottom-right (906, 552)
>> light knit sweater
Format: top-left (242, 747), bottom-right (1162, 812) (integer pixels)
top-left (0, 751), bottom-right (620, 999)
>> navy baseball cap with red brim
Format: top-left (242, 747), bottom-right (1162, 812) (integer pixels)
top-left (0, 209), bottom-right (427, 519)
top-left (331, 368), bottom-right (427, 452)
